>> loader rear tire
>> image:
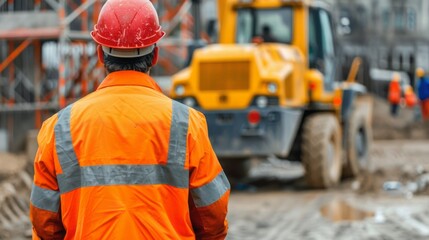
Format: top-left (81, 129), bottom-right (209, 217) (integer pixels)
top-left (342, 107), bottom-right (372, 178)
top-left (301, 113), bottom-right (342, 188)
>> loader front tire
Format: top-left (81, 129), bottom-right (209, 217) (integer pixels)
top-left (301, 113), bottom-right (342, 188)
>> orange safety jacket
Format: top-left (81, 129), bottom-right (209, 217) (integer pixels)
top-left (30, 71), bottom-right (230, 240)
top-left (388, 80), bottom-right (401, 104)
top-left (404, 90), bottom-right (417, 108)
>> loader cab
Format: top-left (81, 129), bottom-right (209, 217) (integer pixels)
top-left (234, 5), bottom-right (337, 92)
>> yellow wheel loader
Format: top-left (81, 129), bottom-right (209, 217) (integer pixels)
top-left (170, 0), bottom-right (372, 188)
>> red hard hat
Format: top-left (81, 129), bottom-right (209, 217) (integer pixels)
top-left (91, 0), bottom-right (165, 49)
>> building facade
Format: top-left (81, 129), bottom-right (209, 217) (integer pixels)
top-left (337, 0), bottom-right (429, 95)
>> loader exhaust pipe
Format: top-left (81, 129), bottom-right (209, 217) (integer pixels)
top-left (346, 57), bottom-right (362, 83)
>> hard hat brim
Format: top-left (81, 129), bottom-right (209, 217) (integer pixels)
top-left (101, 45), bottom-right (155, 58)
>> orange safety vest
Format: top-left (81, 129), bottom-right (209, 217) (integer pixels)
top-left (30, 71), bottom-right (230, 240)
top-left (388, 80), bottom-right (401, 104)
top-left (405, 90), bottom-right (417, 108)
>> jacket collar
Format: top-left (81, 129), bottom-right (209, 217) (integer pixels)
top-left (97, 70), bottom-right (163, 93)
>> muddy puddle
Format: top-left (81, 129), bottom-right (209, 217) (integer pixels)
top-left (320, 199), bottom-right (374, 222)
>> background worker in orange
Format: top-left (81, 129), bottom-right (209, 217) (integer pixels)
top-left (29, 0), bottom-right (230, 239)
top-left (388, 73), bottom-right (402, 116)
top-left (404, 85), bottom-right (417, 109)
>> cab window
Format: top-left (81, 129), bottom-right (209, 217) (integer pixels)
top-left (236, 7), bottom-right (293, 44)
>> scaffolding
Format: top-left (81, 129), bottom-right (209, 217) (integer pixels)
top-left (0, 0), bottom-right (198, 151)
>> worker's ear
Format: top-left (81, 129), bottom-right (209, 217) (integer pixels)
top-left (97, 45), bottom-right (104, 64)
top-left (151, 46), bottom-right (159, 66)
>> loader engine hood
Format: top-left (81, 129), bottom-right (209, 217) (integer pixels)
top-left (172, 43), bottom-right (305, 110)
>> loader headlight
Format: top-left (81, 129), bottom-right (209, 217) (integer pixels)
top-left (175, 85), bottom-right (185, 96)
top-left (267, 83), bottom-right (278, 93)
top-left (183, 97), bottom-right (196, 107)
top-left (251, 96), bottom-right (279, 107)
top-left (256, 96), bottom-right (268, 108)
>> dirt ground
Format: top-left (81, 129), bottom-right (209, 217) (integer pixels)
top-left (372, 96), bottom-right (429, 140)
top-left (225, 98), bottom-right (429, 240)
top-left (227, 139), bottom-right (429, 240)
top-left (0, 153), bottom-right (32, 239)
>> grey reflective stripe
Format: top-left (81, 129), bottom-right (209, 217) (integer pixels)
top-left (54, 104), bottom-right (82, 193)
top-left (58, 164), bottom-right (188, 193)
top-left (167, 101), bottom-right (189, 167)
top-left (191, 171), bottom-right (230, 208)
top-left (30, 184), bottom-right (60, 212)
top-left (54, 101), bottom-right (191, 194)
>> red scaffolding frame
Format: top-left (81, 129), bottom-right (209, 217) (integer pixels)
top-left (0, 0), bottom-right (196, 150)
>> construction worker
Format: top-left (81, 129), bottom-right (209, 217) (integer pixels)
top-left (261, 24), bottom-right (278, 42)
top-left (388, 73), bottom-right (402, 116)
top-left (29, 0), bottom-right (230, 239)
top-left (404, 85), bottom-right (417, 108)
top-left (417, 67), bottom-right (429, 120)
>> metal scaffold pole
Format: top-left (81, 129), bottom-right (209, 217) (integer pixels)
top-left (58, 0), bottom-right (66, 109)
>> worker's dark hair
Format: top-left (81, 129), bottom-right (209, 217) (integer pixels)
top-left (103, 49), bottom-right (155, 73)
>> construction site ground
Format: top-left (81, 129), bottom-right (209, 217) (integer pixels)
top-left (227, 138), bottom-right (429, 240)
top-left (0, 97), bottom-right (429, 239)
top-left (226, 98), bottom-right (429, 240)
